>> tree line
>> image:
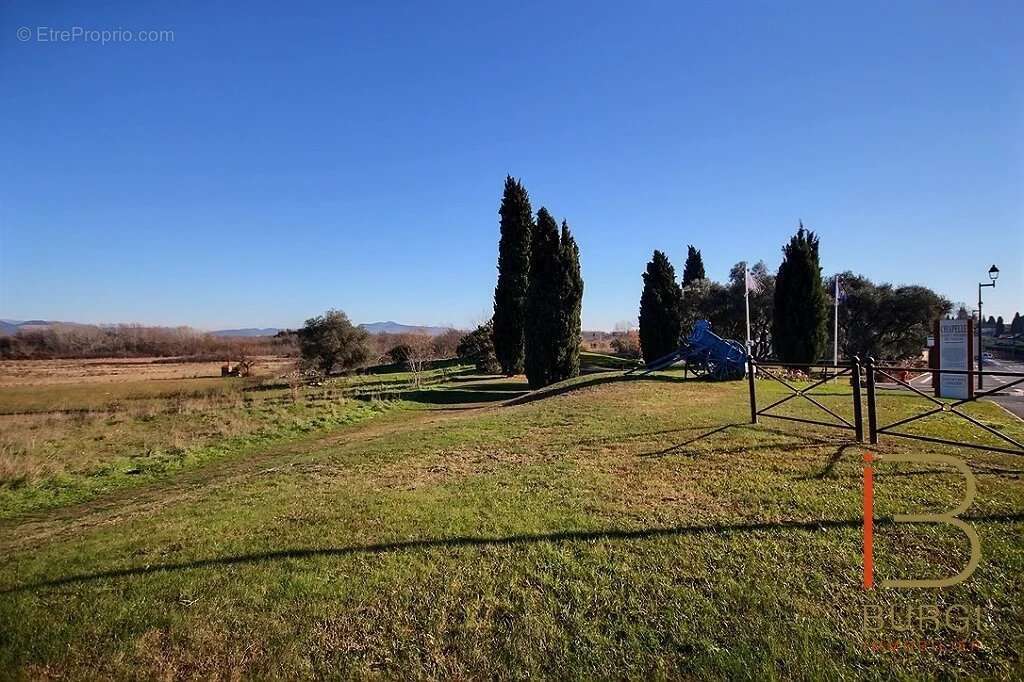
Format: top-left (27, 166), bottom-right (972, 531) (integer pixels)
top-left (638, 224), bottom-right (953, 365)
top-left (0, 323), bottom-right (297, 360)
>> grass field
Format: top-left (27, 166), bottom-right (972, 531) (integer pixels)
top-left (1, 361), bottom-right (1023, 679)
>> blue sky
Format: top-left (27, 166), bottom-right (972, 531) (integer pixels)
top-left (1, 1), bottom-right (1021, 330)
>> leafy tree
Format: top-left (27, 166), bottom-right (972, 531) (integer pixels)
top-left (682, 245), bottom-right (706, 286)
top-left (298, 309), bottom-right (370, 374)
top-left (492, 176), bottom-right (534, 375)
top-left (638, 250), bottom-right (683, 363)
top-left (956, 306), bottom-right (970, 320)
top-left (772, 224), bottom-right (828, 363)
top-left (987, 315), bottom-right (996, 327)
top-left (1011, 312), bottom-right (1023, 335)
top-left (669, 261), bottom-right (775, 357)
top-left (457, 321), bottom-right (500, 373)
top-left (995, 316), bottom-right (1005, 337)
top-left (679, 278), bottom-right (730, 339)
top-left (724, 261), bottom-right (775, 357)
top-left (834, 273), bottom-right (951, 361)
top-left (387, 343), bottom-right (412, 367)
top-left (554, 220), bottom-right (584, 380)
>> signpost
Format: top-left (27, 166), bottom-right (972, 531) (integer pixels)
top-left (935, 319), bottom-right (974, 400)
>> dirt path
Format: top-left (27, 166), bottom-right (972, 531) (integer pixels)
top-left (0, 403), bottom-right (492, 554)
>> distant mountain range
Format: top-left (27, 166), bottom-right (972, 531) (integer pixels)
top-left (358, 321), bottom-right (453, 336)
top-left (0, 319), bottom-right (78, 336)
top-left (1, 319), bottom-right (457, 337)
top-left (209, 328), bottom-right (282, 337)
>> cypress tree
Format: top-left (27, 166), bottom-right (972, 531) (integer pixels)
top-left (1011, 312), bottom-right (1023, 335)
top-left (524, 208), bottom-right (562, 389)
top-left (682, 245), bottom-right (706, 286)
top-left (553, 220), bottom-right (583, 381)
top-left (772, 223), bottom-right (828, 363)
top-left (492, 176), bottom-right (534, 375)
top-left (638, 250), bottom-right (683, 364)
top-left (995, 316), bottom-right (1005, 337)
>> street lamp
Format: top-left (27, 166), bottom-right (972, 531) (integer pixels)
top-left (978, 264), bottom-right (999, 389)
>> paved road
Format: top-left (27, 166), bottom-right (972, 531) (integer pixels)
top-left (877, 357), bottom-right (1024, 420)
top-left (897, 357), bottom-right (1024, 395)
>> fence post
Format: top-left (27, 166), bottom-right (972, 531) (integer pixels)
top-left (851, 356), bottom-right (863, 442)
top-left (747, 357), bottom-right (758, 424)
top-left (865, 356), bottom-right (878, 445)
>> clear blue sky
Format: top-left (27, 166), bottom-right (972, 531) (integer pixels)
top-left (2, 1), bottom-right (1021, 331)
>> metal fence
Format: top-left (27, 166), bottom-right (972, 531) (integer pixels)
top-left (746, 357), bottom-right (863, 441)
top-left (746, 357), bottom-right (1024, 455)
top-left (864, 358), bottom-right (1024, 456)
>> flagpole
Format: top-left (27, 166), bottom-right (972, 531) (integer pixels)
top-left (744, 264), bottom-right (752, 355)
top-left (833, 274), bottom-right (839, 381)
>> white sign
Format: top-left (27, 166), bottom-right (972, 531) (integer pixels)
top-left (939, 319), bottom-right (969, 399)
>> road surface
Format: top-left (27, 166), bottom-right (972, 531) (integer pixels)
top-left (896, 357), bottom-right (1024, 419)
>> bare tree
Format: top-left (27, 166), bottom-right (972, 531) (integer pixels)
top-left (404, 335), bottom-right (435, 386)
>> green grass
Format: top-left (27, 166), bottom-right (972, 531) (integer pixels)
top-left (0, 366), bottom-right (474, 518)
top-left (1, 372), bottom-right (1022, 679)
top-left (580, 351), bottom-right (640, 371)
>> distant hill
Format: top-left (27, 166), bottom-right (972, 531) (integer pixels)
top-left (359, 321), bottom-right (453, 336)
top-left (0, 319), bottom-right (69, 336)
top-left (210, 328), bottom-right (282, 337)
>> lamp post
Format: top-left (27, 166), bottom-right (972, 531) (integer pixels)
top-left (977, 264), bottom-right (999, 389)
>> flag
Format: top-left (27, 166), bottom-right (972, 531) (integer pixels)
top-left (745, 269), bottom-right (761, 293)
top-left (835, 275), bottom-right (846, 303)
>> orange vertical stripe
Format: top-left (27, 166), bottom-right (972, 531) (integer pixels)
top-left (863, 451), bottom-right (874, 590)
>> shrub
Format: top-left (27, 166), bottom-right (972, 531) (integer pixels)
top-left (298, 309), bottom-right (370, 374)
top-left (457, 321), bottom-right (500, 373)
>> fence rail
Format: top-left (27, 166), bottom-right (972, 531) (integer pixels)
top-left (865, 357), bottom-right (1024, 456)
top-left (747, 358), bottom-right (862, 440)
top-left (746, 357), bottom-right (1024, 455)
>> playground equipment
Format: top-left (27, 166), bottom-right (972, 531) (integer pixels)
top-left (627, 320), bottom-right (747, 380)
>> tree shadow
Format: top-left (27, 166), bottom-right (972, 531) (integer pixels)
top-left (388, 389), bottom-right (521, 405)
top-left (505, 373), bottom-right (693, 407)
top-left (6, 511), bottom-right (1022, 595)
top-left (456, 381), bottom-right (532, 393)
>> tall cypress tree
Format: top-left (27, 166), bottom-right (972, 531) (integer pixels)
top-left (554, 220), bottom-right (583, 381)
top-left (1011, 312), bottom-right (1023, 335)
top-left (772, 223), bottom-right (828, 363)
top-left (524, 208), bottom-right (561, 389)
top-left (492, 176), bottom-right (534, 375)
top-left (682, 245), bottom-right (706, 286)
top-left (638, 250), bottom-right (683, 363)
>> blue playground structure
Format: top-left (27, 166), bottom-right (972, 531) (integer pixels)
top-left (627, 320), bottom-right (748, 380)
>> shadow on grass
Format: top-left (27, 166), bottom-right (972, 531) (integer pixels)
top-left (398, 389), bottom-right (521, 405)
top-left (6, 512), bottom-right (1023, 595)
top-left (640, 422), bottom-right (846, 458)
top-left (505, 372), bottom-right (695, 407)
top-left (456, 381), bottom-right (531, 393)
